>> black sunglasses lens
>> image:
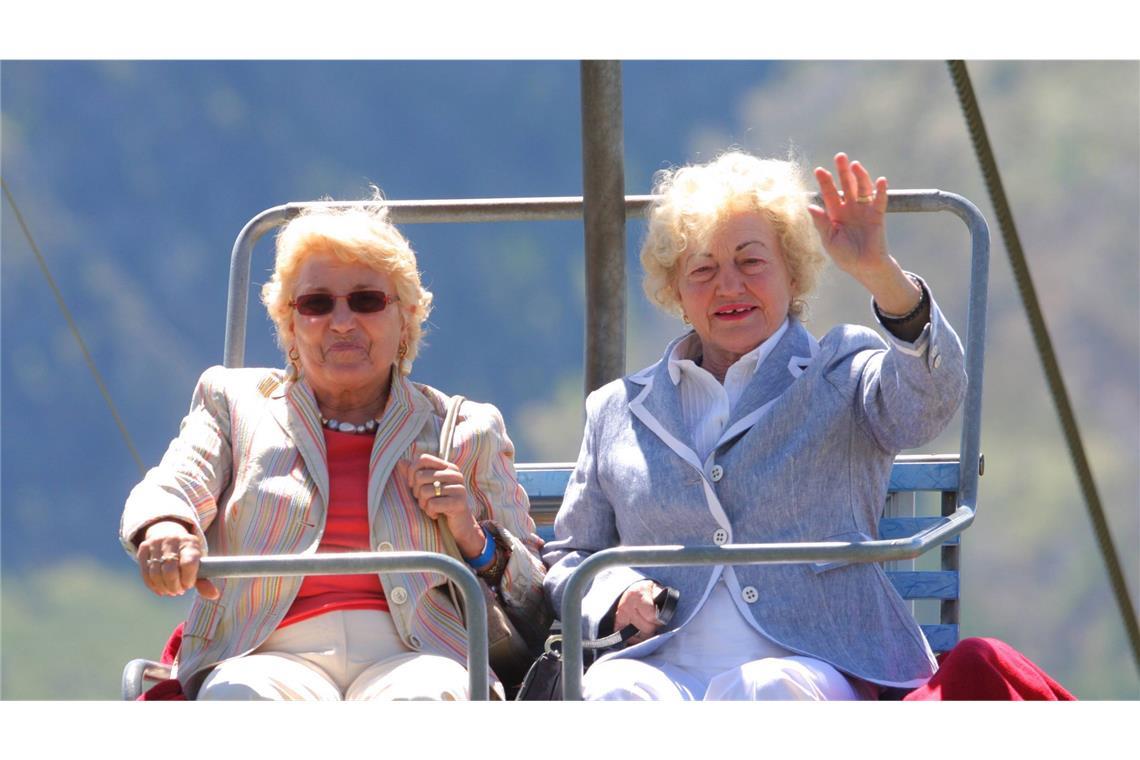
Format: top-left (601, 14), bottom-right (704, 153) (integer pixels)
top-left (294, 291), bottom-right (390, 315)
top-left (294, 294), bottom-right (335, 315)
top-left (346, 291), bottom-right (389, 313)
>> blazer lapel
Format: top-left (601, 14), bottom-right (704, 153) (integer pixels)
top-left (268, 378), bottom-right (331, 509)
top-left (717, 318), bottom-right (819, 448)
top-left (367, 369), bottom-right (432, 525)
top-left (628, 336), bottom-right (705, 473)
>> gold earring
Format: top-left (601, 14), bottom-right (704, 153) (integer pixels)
top-left (398, 341), bottom-right (408, 359)
top-left (287, 346), bottom-right (301, 381)
top-left (682, 313), bottom-right (691, 325)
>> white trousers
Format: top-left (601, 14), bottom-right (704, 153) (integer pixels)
top-left (197, 609), bottom-right (469, 701)
top-left (582, 581), bottom-right (867, 701)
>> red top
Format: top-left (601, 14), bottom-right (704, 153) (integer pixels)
top-left (279, 429), bottom-right (388, 628)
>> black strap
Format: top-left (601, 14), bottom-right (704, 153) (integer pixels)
top-left (582, 585), bottom-right (679, 650)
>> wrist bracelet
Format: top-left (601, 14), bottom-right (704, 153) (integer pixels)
top-left (877, 275), bottom-right (928, 324)
top-left (474, 521), bottom-right (513, 584)
top-left (465, 526), bottom-right (496, 569)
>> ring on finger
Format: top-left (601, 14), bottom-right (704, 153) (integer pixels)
top-left (145, 557), bottom-right (163, 567)
top-left (855, 194), bottom-right (874, 204)
top-left (161, 553), bottom-right (180, 563)
top-left (433, 480), bottom-right (443, 497)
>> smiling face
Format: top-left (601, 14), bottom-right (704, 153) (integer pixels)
top-left (288, 249), bottom-right (405, 408)
top-left (675, 210), bottom-right (795, 372)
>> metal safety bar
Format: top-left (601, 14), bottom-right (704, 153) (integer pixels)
top-left (196, 552), bottom-right (491, 699)
top-left (558, 509), bottom-right (975, 699)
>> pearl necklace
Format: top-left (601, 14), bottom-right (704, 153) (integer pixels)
top-left (320, 416), bottom-right (382, 435)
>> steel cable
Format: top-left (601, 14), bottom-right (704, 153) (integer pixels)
top-left (946, 60), bottom-right (1140, 672)
top-left (2, 177), bottom-right (146, 477)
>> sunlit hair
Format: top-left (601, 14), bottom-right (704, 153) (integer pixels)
top-left (260, 194), bottom-right (433, 376)
top-left (640, 150), bottom-right (826, 319)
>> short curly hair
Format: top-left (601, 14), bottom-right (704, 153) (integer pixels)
top-left (640, 150), bottom-right (826, 319)
top-left (260, 200), bottom-right (433, 376)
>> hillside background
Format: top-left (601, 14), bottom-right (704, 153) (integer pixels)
top-left (2, 60), bottom-right (1137, 699)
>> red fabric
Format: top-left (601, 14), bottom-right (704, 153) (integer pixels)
top-left (903, 637), bottom-right (1076, 701)
top-left (136, 622), bottom-right (186, 700)
top-left (281, 430), bottom-right (388, 627)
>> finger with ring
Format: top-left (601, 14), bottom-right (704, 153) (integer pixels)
top-left (856, 194), bottom-right (874, 204)
top-left (146, 557), bottom-right (163, 567)
top-left (433, 480), bottom-right (443, 497)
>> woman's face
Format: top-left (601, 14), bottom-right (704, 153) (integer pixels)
top-left (675, 210), bottom-right (794, 367)
top-left (288, 249), bottom-right (405, 401)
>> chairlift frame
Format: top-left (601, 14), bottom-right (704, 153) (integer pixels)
top-left (123, 63), bottom-right (990, 700)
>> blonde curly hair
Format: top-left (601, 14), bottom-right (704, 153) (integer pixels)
top-left (260, 199), bottom-right (433, 376)
top-left (640, 150), bottom-right (826, 319)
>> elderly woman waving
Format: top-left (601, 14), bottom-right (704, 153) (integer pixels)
top-left (543, 151), bottom-right (967, 700)
top-left (121, 201), bottom-right (545, 700)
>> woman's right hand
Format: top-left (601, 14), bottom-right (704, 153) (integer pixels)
top-left (614, 580), bottom-right (665, 644)
top-left (136, 520), bottom-right (219, 599)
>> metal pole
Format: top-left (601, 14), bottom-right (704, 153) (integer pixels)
top-left (580, 61), bottom-right (627, 394)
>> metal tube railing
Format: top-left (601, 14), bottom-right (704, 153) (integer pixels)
top-left (222, 195), bottom-right (656, 371)
top-left (224, 190), bottom-right (987, 506)
top-left (558, 505), bottom-right (976, 700)
top-left (197, 552), bottom-right (491, 700)
top-left (869, 190), bottom-right (990, 515)
top-left (553, 190), bottom-right (988, 699)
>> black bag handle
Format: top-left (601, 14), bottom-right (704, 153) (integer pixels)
top-left (552, 585), bottom-right (680, 653)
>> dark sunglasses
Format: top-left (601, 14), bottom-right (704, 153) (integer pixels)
top-left (290, 290), bottom-right (399, 316)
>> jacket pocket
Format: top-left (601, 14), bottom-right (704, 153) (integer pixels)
top-left (811, 530), bottom-right (873, 573)
top-left (183, 598), bottom-right (226, 642)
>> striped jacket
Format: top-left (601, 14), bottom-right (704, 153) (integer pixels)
top-left (120, 366), bottom-right (545, 696)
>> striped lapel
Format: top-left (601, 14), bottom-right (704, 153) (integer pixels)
top-left (267, 378), bottom-right (330, 508)
top-left (368, 369), bottom-right (432, 527)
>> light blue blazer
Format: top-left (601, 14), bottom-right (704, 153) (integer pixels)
top-left (543, 289), bottom-right (967, 687)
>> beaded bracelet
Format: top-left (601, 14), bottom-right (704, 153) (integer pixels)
top-left (876, 275), bottom-right (929, 325)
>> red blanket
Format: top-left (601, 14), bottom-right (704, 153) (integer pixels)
top-left (903, 637), bottom-right (1075, 700)
top-left (136, 628), bottom-right (1074, 701)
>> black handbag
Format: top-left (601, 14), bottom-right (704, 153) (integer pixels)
top-left (516, 585), bottom-right (679, 700)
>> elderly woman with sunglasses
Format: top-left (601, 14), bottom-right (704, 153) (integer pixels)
top-left (543, 151), bottom-right (967, 700)
top-left (120, 201), bottom-right (545, 700)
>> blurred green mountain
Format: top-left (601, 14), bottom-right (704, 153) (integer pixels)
top-left (2, 60), bottom-right (1137, 699)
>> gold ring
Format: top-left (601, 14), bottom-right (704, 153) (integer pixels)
top-left (161, 553), bottom-right (180, 563)
top-left (146, 558), bottom-right (163, 567)
top-left (433, 480), bottom-right (443, 497)
top-left (855, 194), bottom-right (874, 204)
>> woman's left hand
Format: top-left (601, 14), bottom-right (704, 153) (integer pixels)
top-left (809, 152), bottom-right (921, 316)
top-left (405, 452), bottom-right (486, 558)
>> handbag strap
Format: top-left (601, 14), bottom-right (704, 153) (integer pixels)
top-left (439, 394), bottom-right (465, 462)
top-left (436, 395), bottom-right (466, 560)
top-left (580, 585), bottom-right (680, 650)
